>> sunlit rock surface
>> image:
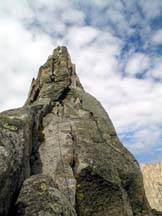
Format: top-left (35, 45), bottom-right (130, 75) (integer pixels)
top-left (0, 46), bottom-right (158, 216)
top-left (141, 163), bottom-right (162, 213)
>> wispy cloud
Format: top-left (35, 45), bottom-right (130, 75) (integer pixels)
top-left (151, 29), bottom-right (162, 45)
top-left (125, 53), bottom-right (150, 76)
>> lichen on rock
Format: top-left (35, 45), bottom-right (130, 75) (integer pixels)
top-left (2, 121), bottom-right (18, 131)
top-left (14, 175), bottom-right (76, 216)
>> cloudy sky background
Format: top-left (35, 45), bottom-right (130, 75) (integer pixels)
top-left (0, 0), bottom-right (162, 163)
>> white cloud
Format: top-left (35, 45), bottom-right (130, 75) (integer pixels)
top-left (0, 0), bottom-right (34, 21)
top-left (125, 53), bottom-right (150, 76)
top-left (66, 26), bottom-right (100, 48)
top-left (85, 0), bottom-right (110, 8)
top-left (147, 63), bottom-right (162, 79)
top-left (61, 9), bottom-right (85, 25)
top-left (128, 127), bottom-right (161, 154)
top-left (0, 16), bottom-right (53, 110)
top-left (152, 29), bottom-right (162, 45)
top-left (139, 0), bottom-right (162, 19)
top-left (0, 0), bottom-right (162, 163)
top-left (27, 0), bottom-right (85, 35)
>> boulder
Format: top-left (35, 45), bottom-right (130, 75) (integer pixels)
top-left (14, 174), bottom-right (76, 216)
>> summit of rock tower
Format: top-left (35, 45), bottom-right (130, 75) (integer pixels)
top-left (25, 46), bottom-right (83, 106)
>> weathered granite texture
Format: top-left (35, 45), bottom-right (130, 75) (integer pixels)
top-left (141, 163), bottom-right (162, 212)
top-left (14, 175), bottom-right (76, 216)
top-left (0, 46), bottom-right (158, 216)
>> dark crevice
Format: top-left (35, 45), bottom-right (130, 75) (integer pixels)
top-left (51, 58), bottom-right (54, 76)
top-left (75, 195), bottom-right (80, 216)
top-left (30, 120), bottom-right (43, 175)
top-left (30, 105), bottom-right (52, 175)
top-left (30, 111), bottom-right (43, 175)
top-left (70, 158), bottom-right (76, 175)
top-left (124, 182), bottom-right (131, 193)
top-left (57, 87), bottom-right (71, 102)
top-left (50, 57), bottom-right (55, 82)
top-left (50, 74), bottom-right (55, 82)
top-left (8, 170), bottom-right (23, 216)
top-left (69, 125), bottom-right (80, 215)
top-left (32, 88), bottom-right (40, 102)
top-left (69, 124), bottom-right (77, 176)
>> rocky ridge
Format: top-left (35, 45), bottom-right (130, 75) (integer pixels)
top-left (0, 46), bottom-right (160, 215)
top-left (141, 162), bottom-right (162, 213)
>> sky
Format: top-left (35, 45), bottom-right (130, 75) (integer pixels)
top-left (0, 0), bottom-right (162, 164)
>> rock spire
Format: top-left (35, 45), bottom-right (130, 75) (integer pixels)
top-left (0, 46), bottom-right (160, 216)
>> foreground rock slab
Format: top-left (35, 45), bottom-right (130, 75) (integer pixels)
top-left (141, 162), bottom-right (162, 212)
top-left (0, 46), bottom-right (159, 216)
top-left (15, 174), bottom-right (76, 216)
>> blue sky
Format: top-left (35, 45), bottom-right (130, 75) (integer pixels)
top-left (0, 0), bottom-right (162, 164)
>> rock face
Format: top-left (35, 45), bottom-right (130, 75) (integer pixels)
top-left (141, 163), bottom-right (162, 212)
top-left (15, 175), bottom-right (76, 216)
top-left (0, 46), bottom-right (158, 215)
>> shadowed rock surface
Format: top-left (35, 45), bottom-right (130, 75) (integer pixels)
top-left (0, 46), bottom-right (159, 215)
top-left (141, 163), bottom-right (162, 212)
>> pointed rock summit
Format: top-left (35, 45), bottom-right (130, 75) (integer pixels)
top-left (25, 46), bottom-right (82, 106)
top-left (0, 46), bottom-right (160, 215)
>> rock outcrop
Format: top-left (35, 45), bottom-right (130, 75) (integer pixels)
top-left (0, 46), bottom-right (158, 215)
top-left (141, 163), bottom-right (162, 213)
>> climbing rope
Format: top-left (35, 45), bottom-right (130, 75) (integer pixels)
top-left (56, 121), bottom-right (72, 204)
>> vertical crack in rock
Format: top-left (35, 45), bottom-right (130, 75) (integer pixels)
top-left (50, 57), bottom-right (55, 82)
top-left (56, 120), bottom-right (72, 205)
top-left (69, 123), bottom-right (77, 175)
top-left (69, 123), bottom-right (80, 214)
top-left (30, 109), bottom-right (45, 175)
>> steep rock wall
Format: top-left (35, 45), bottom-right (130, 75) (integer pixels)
top-left (0, 46), bottom-right (157, 216)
